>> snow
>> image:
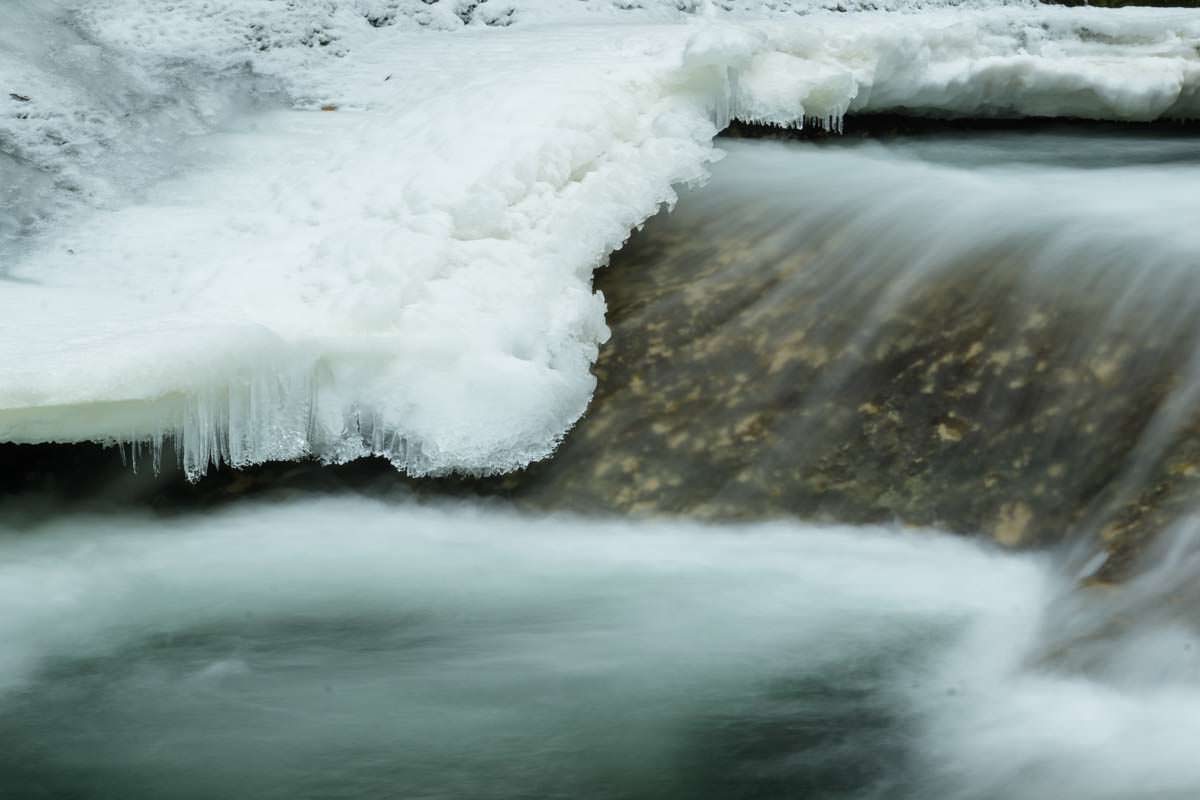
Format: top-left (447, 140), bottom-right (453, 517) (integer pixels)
top-left (2, 1), bottom-right (1200, 478)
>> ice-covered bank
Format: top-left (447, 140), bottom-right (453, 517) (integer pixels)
top-left (3, 1), bottom-right (1200, 477)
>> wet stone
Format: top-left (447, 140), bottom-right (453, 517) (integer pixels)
top-left (446, 137), bottom-right (1200, 580)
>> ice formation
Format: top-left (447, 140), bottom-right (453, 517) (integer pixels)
top-left (2, 0), bottom-right (1199, 477)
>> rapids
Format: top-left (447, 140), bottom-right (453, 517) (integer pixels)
top-left (0, 499), bottom-right (1198, 800)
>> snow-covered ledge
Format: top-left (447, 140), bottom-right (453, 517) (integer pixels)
top-left (2, 1), bottom-right (1199, 478)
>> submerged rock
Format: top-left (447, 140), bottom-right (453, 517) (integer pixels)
top-left (458, 129), bottom-right (1200, 580)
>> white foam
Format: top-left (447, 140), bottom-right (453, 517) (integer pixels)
top-left (0, 499), bottom-right (1047, 709)
top-left (3, 3), bottom-right (1200, 477)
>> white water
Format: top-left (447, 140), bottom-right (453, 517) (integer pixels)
top-left (3, 2), bottom-right (1200, 477)
top-left (0, 499), bottom-right (1198, 798)
top-left (699, 133), bottom-right (1200, 358)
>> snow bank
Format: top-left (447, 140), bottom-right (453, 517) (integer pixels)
top-left (2, 22), bottom-right (721, 477)
top-left (2, 2), bottom-right (1199, 478)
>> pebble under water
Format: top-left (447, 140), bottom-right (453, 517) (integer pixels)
top-left (4, 129), bottom-right (1200, 799)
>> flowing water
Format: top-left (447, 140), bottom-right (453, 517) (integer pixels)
top-left (430, 127), bottom-right (1200, 565)
top-left (4, 129), bottom-right (1200, 798)
top-left (0, 499), bottom-right (1198, 800)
